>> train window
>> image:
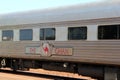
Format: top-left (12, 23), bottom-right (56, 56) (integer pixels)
top-left (2, 30), bottom-right (13, 41)
top-left (98, 25), bottom-right (120, 39)
top-left (40, 28), bottom-right (55, 40)
top-left (20, 29), bottom-right (33, 40)
top-left (68, 27), bottom-right (87, 40)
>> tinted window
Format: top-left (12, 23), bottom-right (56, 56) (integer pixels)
top-left (68, 27), bottom-right (87, 40)
top-left (2, 30), bottom-right (13, 41)
top-left (40, 28), bottom-right (55, 40)
top-left (98, 25), bottom-right (120, 39)
top-left (20, 29), bottom-right (33, 40)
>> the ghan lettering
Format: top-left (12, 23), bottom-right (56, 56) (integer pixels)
top-left (55, 48), bottom-right (72, 55)
top-left (26, 47), bottom-right (40, 54)
top-left (30, 48), bottom-right (36, 53)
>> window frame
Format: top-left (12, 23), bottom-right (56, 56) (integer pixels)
top-left (68, 27), bottom-right (87, 40)
top-left (98, 25), bottom-right (120, 40)
top-left (2, 30), bottom-right (14, 41)
top-left (20, 29), bottom-right (33, 41)
top-left (40, 28), bottom-right (56, 40)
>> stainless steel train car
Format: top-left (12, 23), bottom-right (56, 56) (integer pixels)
top-left (0, 1), bottom-right (120, 80)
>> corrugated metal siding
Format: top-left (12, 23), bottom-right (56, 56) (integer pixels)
top-left (0, 41), bottom-right (120, 65)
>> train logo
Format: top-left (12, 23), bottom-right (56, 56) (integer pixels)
top-left (41, 42), bottom-right (52, 56)
top-left (42, 42), bottom-right (50, 54)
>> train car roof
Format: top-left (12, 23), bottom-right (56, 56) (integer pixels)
top-left (0, 0), bottom-right (120, 26)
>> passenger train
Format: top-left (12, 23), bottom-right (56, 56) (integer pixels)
top-left (0, 1), bottom-right (120, 80)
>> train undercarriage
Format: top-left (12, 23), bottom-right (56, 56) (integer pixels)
top-left (0, 58), bottom-right (120, 80)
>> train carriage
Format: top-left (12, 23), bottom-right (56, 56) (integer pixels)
top-left (0, 1), bottom-right (120, 80)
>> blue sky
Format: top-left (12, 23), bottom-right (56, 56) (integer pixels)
top-left (0, 0), bottom-right (102, 14)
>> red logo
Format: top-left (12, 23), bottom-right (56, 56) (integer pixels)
top-left (43, 46), bottom-right (49, 53)
top-left (42, 42), bottom-right (50, 54)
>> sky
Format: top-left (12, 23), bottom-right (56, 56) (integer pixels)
top-left (0, 0), bottom-right (102, 15)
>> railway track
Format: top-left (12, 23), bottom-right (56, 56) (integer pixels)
top-left (0, 69), bottom-right (85, 80)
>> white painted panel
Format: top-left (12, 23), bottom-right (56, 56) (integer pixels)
top-left (13, 29), bottom-right (19, 41)
top-left (0, 30), bottom-right (2, 42)
top-left (56, 27), bottom-right (67, 41)
top-left (87, 25), bottom-right (98, 41)
top-left (33, 28), bottom-right (40, 41)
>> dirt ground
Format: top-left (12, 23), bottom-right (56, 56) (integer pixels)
top-left (0, 71), bottom-right (49, 80)
top-left (0, 68), bottom-right (96, 80)
top-left (28, 69), bottom-right (96, 80)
